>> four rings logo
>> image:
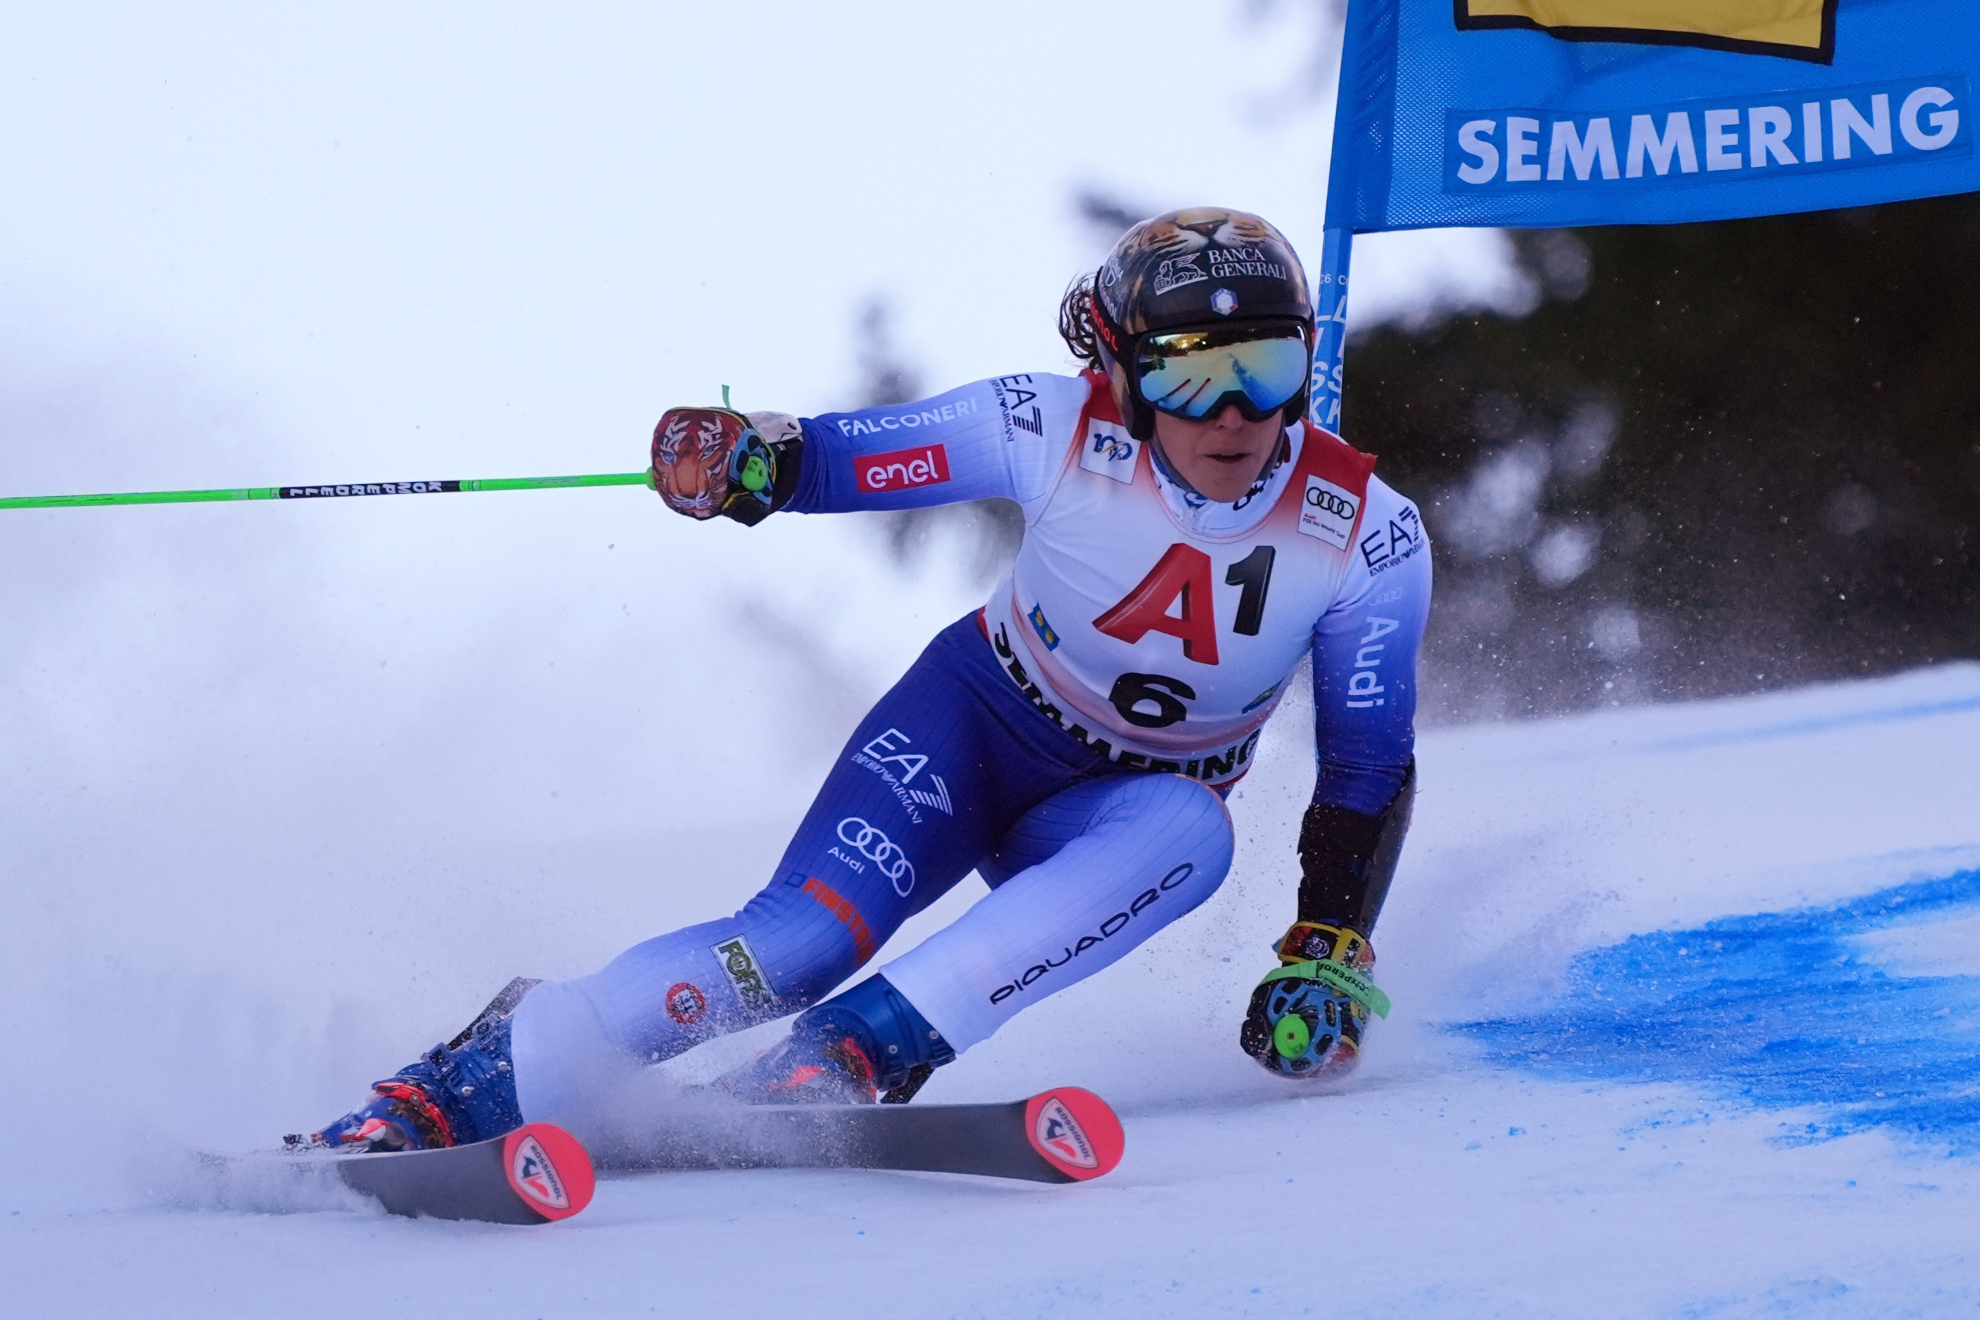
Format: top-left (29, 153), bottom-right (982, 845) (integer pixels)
top-left (1305, 485), bottom-right (1355, 518)
top-left (1298, 474), bottom-right (1360, 550)
top-left (836, 817), bottom-right (917, 896)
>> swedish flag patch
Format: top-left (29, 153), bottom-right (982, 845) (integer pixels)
top-left (1028, 603), bottom-right (1061, 651)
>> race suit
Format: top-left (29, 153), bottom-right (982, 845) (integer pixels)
top-left (509, 370), bottom-right (1431, 1118)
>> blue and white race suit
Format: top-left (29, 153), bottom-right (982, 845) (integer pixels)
top-left (510, 371), bottom-right (1431, 1116)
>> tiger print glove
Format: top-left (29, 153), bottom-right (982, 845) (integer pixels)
top-left (649, 407), bottom-right (802, 526)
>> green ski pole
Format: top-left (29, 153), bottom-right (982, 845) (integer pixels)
top-left (0, 471), bottom-right (653, 511)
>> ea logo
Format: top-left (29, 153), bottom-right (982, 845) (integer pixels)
top-left (836, 817), bottom-right (917, 896)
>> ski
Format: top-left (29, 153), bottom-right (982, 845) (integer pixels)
top-left (333, 1122), bottom-right (595, 1224)
top-left (199, 1086), bottom-right (1118, 1225)
top-left (193, 1121), bottom-right (595, 1226)
top-left (590, 1086), bottom-right (1125, 1185)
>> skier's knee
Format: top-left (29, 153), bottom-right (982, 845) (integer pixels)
top-left (1133, 773), bottom-right (1236, 887)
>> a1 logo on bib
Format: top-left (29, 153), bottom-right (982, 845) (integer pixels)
top-left (1299, 475), bottom-right (1360, 549)
top-left (1080, 420), bottom-right (1138, 483)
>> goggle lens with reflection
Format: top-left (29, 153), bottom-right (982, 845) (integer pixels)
top-left (1132, 326), bottom-right (1311, 422)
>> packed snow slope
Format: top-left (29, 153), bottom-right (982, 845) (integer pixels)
top-left (4, 473), bottom-right (1979, 1316)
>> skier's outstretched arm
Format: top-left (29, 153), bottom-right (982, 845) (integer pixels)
top-left (1240, 474), bottom-right (1431, 1079)
top-left (647, 374), bottom-right (1091, 525)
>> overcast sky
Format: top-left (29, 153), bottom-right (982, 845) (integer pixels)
top-left (1, 0), bottom-right (1521, 492)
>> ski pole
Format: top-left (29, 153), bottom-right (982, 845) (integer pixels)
top-left (0, 471), bottom-right (652, 511)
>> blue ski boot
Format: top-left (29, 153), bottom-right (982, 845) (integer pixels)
top-left (291, 978), bottom-right (536, 1152)
top-left (720, 975), bottom-right (956, 1105)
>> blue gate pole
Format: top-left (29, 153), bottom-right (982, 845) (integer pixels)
top-left (1309, 226), bottom-right (1352, 432)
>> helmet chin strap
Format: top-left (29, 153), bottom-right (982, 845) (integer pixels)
top-left (1143, 431), bottom-right (1194, 495)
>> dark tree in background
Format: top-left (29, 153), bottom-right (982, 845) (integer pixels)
top-left (1353, 196), bottom-right (1980, 719)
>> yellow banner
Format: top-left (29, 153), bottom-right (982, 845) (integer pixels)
top-left (1458, 1), bottom-right (1832, 57)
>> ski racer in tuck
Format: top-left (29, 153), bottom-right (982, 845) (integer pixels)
top-left (305, 208), bottom-right (1432, 1153)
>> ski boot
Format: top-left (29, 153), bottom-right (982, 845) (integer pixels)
top-left (719, 975), bottom-right (955, 1105)
top-left (290, 978), bottom-right (538, 1153)
top-left (1240, 922), bottom-right (1391, 1080)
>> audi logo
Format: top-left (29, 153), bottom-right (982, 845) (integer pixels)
top-left (837, 817), bottom-right (917, 896)
top-left (1305, 486), bottom-right (1355, 518)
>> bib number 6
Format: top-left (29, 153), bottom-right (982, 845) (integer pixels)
top-left (1107, 672), bottom-right (1197, 729)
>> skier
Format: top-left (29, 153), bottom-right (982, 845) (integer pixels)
top-left (304, 208), bottom-right (1431, 1154)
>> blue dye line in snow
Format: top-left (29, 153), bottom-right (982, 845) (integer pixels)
top-left (1449, 868), bottom-right (1980, 1151)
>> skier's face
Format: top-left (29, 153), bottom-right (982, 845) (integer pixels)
top-left (1152, 404), bottom-right (1285, 503)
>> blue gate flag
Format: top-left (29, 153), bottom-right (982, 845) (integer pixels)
top-left (1330, 0), bottom-right (1980, 232)
top-left (1308, 0), bottom-right (1980, 429)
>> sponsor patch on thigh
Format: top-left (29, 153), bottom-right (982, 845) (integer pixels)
top-left (710, 934), bottom-right (777, 1013)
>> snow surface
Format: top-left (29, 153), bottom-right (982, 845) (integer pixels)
top-left (7, 528), bottom-right (1979, 1319)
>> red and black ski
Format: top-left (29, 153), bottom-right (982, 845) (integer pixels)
top-left (192, 1120), bottom-right (596, 1226)
top-left (592, 1085), bottom-right (1125, 1186)
top-left (331, 1121), bottom-right (595, 1224)
top-left (219, 1087), bottom-right (1121, 1225)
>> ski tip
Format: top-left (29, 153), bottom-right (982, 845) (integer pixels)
top-left (1023, 1087), bottom-right (1125, 1182)
top-left (502, 1123), bottom-right (596, 1222)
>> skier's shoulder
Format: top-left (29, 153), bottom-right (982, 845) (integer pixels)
top-left (807, 371), bottom-right (1092, 445)
top-left (1295, 422), bottom-right (1379, 500)
top-left (982, 369), bottom-right (1098, 416)
top-left (1291, 426), bottom-right (1426, 561)
top-left (1355, 467), bottom-right (1428, 570)
top-left (1325, 471), bottom-right (1429, 621)
top-left (1359, 471), bottom-right (1422, 525)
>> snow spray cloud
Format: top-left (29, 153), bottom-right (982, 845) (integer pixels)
top-left (0, 310), bottom-right (936, 1182)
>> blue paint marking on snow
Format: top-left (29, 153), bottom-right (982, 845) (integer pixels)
top-left (1451, 868), bottom-right (1980, 1151)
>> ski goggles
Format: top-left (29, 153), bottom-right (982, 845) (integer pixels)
top-left (1131, 323), bottom-right (1311, 423)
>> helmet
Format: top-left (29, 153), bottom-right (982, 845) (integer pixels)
top-left (1090, 208), bottom-right (1314, 443)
